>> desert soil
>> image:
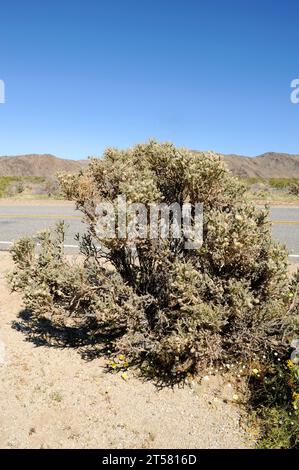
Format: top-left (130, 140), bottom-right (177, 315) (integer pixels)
top-left (0, 252), bottom-right (255, 449)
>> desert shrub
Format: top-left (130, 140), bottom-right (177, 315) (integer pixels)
top-left (240, 177), bottom-right (299, 190)
top-left (44, 177), bottom-right (60, 197)
top-left (0, 176), bottom-right (20, 197)
top-left (247, 271), bottom-right (299, 448)
top-left (9, 223), bottom-right (144, 337)
top-left (0, 176), bottom-right (48, 198)
top-left (250, 356), bottom-right (299, 448)
top-left (289, 182), bottom-right (299, 197)
top-left (241, 177), bottom-right (299, 202)
top-left (268, 178), bottom-right (296, 190)
top-left (240, 177), bottom-right (264, 186)
top-left (9, 141), bottom-right (298, 380)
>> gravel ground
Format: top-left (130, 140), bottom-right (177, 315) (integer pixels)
top-left (0, 252), bottom-right (254, 449)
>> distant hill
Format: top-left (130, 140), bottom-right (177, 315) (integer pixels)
top-left (0, 154), bottom-right (86, 177)
top-left (222, 152), bottom-right (299, 178)
top-left (0, 151), bottom-right (299, 179)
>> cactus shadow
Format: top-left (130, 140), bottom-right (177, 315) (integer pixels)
top-left (11, 308), bottom-right (116, 361)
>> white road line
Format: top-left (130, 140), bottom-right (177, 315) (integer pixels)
top-left (0, 241), bottom-right (79, 248)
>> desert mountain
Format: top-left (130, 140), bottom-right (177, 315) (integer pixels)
top-left (222, 152), bottom-right (299, 178)
top-left (0, 154), bottom-right (86, 177)
top-left (0, 152), bottom-right (299, 179)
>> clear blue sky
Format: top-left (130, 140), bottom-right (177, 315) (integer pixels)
top-left (0, 0), bottom-right (298, 159)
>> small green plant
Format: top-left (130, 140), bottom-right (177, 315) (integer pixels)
top-left (0, 176), bottom-right (46, 197)
top-left (249, 276), bottom-right (299, 448)
top-left (240, 177), bottom-right (299, 190)
top-left (250, 356), bottom-right (299, 449)
top-left (50, 391), bottom-right (63, 403)
top-left (268, 178), bottom-right (299, 190)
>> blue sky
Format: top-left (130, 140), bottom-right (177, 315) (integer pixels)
top-left (0, 0), bottom-right (298, 159)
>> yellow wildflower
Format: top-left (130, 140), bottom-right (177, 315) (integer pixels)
top-left (292, 391), bottom-right (299, 407)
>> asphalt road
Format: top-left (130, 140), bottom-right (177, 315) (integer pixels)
top-left (270, 206), bottom-right (299, 260)
top-left (0, 202), bottom-right (298, 262)
top-left (0, 202), bottom-right (84, 248)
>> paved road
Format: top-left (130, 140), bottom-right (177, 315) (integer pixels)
top-left (270, 207), bottom-right (299, 260)
top-left (0, 202), bottom-right (84, 248)
top-left (0, 202), bottom-right (298, 262)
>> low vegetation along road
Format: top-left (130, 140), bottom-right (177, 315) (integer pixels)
top-left (0, 200), bottom-right (298, 262)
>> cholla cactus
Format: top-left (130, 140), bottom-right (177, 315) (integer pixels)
top-left (9, 141), bottom-right (299, 378)
top-left (289, 182), bottom-right (299, 196)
